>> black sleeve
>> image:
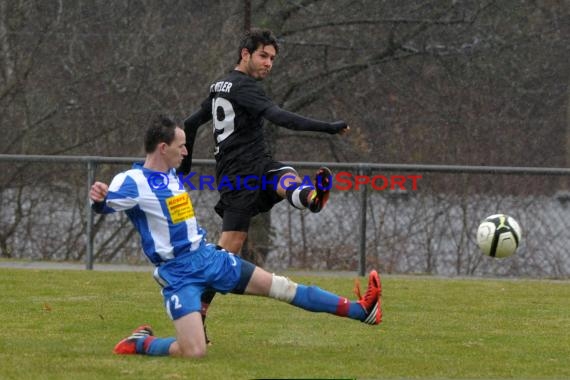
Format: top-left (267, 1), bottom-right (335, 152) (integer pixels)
top-left (91, 200), bottom-right (106, 214)
top-left (178, 106), bottom-right (212, 175)
top-left (262, 105), bottom-right (347, 134)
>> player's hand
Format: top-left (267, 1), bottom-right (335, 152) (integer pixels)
top-left (90, 181), bottom-right (109, 202)
top-left (330, 120), bottom-right (350, 135)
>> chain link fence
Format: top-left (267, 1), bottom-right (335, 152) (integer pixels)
top-left (1, 155), bottom-right (569, 278)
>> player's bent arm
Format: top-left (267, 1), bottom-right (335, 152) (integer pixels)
top-left (179, 108), bottom-right (212, 175)
top-left (263, 105), bottom-right (347, 134)
top-left (90, 181), bottom-right (112, 214)
top-left (90, 175), bottom-right (138, 214)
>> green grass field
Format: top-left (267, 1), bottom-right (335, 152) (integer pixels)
top-left (0, 267), bottom-right (568, 380)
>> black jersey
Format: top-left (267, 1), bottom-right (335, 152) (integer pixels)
top-left (206, 70), bottom-right (274, 168)
top-left (181, 70), bottom-right (346, 178)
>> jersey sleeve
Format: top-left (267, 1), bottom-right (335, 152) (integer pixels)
top-left (233, 78), bottom-right (274, 117)
top-left (92, 172), bottom-right (139, 214)
top-left (262, 105), bottom-right (347, 134)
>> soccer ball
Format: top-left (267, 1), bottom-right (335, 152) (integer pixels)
top-left (476, 214), bottom-right (522, 258)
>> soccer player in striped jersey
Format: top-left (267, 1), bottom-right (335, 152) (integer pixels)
top-left (180, 28), bottom-right (350, 338)
top-left (90, 115), bottom-right (381, 358)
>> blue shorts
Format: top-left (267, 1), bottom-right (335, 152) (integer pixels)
top-left (152, 243), bottom-right (255, 320)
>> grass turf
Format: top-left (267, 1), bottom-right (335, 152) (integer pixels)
top-left (0, 267), bottom-right (568, 379)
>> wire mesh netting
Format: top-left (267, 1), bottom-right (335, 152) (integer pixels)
top-left (1, 158), bottom-right (569, 278)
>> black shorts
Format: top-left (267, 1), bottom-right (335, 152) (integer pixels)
top-left (214, 159), bottom-right (297, 232)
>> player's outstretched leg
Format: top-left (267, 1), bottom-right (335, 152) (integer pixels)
top-left (308, 167), bottom-right (333, 213)
top-left (113, 324), bottom-right (175, 356)
top-left (263, 268), bottom-right (383, 325)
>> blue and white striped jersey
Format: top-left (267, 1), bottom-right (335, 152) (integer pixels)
top-left (93, 162), bottom-right (204, 265)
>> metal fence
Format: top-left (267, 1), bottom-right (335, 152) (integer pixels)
top-left (1, 154), bottom-right (570, 278)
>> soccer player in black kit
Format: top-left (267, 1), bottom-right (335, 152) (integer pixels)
top-left (179, 28), bottom-right (350, 342)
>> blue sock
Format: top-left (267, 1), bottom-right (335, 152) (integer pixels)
top-left (291, 285), bottom-right (366, 320)
top-left (145, 337), bottom-right (175, 356)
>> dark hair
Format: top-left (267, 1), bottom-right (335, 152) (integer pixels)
top-left (236, 28), bottom-right (279, 64)
top-left (144, 115), bottom-right (178, 153)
